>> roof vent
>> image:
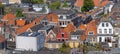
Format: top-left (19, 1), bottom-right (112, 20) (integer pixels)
top-left (28, 33), bottom-right (33, 36)
top-left (20, 18), bottom-right (22, 20)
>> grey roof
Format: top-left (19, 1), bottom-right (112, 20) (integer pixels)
top-left (30, 24), bottom-right (44, 32)
top-left (72, 16), bottom-right (83, 28)
top-left (20, 3), bottom-right (30, 8)
top-left (19, 32), bottom-right (43, 37)
top-left (40, 25), bottom-right (54, 34)
top-left (70, 30), bottom-right (83, 35)
top-left (51, 9), bottom-right (75, 15)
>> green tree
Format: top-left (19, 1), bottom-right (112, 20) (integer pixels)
top-left (32, 0), bottom-right (44, 4)
top-left (22, 0), bottom-right (44, 4)
top-left (81, 0), bottom-right (94, 12)
top-left (49, 1), bottom-right (61, 10)
top-left (0, 2), bottom-right (4, 8)
top-left (59, 43), bottom-right (70, 54)
top-left (62, 2), bottom-right (69, 7)
top-left (16, 9), bottom-right (24, 17)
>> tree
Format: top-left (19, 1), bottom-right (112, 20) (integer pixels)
top-left (81, 0), bottom-right (94, 12)
top-left (62, 2), bottom-right (69, 7)
top-left (49, 1), bottom-right (61, 10)
top-left (32, 0), bottom-right (44, 4)
top-left (22, 0), bottom-right (44, 4)
top-left (16, 9), bottom-right (24, 17)
top-left (59, 42), bottom-right (70, 54)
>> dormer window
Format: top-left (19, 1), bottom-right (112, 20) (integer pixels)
top-left (102, 23), bottom-right (104, 27)
top-left (106, 23), bottom-right (108, 27)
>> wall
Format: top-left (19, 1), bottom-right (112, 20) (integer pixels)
top-left (16, 36), bottom-right (37, 51)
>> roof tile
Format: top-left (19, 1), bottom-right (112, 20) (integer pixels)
top-left (16, 19), bottom-right (26, 26)
top-left (47, 13), bottom-right (59, 22)
top-left (15, 21), bottom-right (35, 35)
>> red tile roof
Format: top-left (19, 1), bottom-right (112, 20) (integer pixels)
top-left (16, 19), bottom-right (26, 26)
top-left (63, 24), bottom-right (76, 34)
top-left (80, 33), bottom-right (86, 41)
top-left (75, 0), bottom-right (84, 7)
top-left (56, 30), bottom-right (69, 39)
top-left (47, 13), bottom-right (59, 22)
top-left (100, 0), bottom-right (109, 7)
top-left (79, 24), bottom-right (87, 30)
top-left (93, 0), bottom-right (100, 7)
top-left (34, 16), bottom-right (44, 24)
top-left (0, 34), bottom-right (5, 43)
top-left (3, 13), bottom-right (16, 25)
top-left (75, 0), bottom-right (109, 8)
top-left (0, 23), bottom-right (3, 27)
top-left (15, 21), bottom-right (35, 35)
top-left (86, 20), bottom-right (97, 36)
top-left (3, 13), bottom-right (16, 19)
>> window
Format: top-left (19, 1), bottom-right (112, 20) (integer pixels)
top-left (68, 21), bottom-right (70, 24)
top-left (63, 21), bottom-right (65, 25)
top-left (99, 29), bottom-right (102, 34)
top-left (109, 29), bottom-right (112, 34)
top-left (58, 39), bottom-right (60, 41)
top-left (62, 33), bottom-right (64, 37)
top-left (56, 44), bottom-right (59, 48)
top-left (62, 39), bottom-right (64, 41)
top-left (106, 23), bottom-right (108, 27)
top-left (49, 44), bottom-right (52, 48)
top-left (105, 37), bottom-right (107, 42)
top-left (88, 31), bottom-right (94, 35)
top-left (45, 22), bottom-right (47, 25)
top-left (99, 37), bottom-right (102, 42)
top-left (102, 23), bottom-right (104, 27)
top-left (60, 16), bottom-right (63, 18)
top-left (60, 22), bottom-right (62, 25)
top-left (104, 29), bottom-right (107, 34)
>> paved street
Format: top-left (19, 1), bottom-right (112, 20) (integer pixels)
top-left (0, 50), bottom-right (8, 54)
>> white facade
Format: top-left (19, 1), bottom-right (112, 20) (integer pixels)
top-left (16, 32), bottom-right (44, 51)
top-left (58, 15), bottom-right (71, 28)
top-left (97, 22), bottom-right (113, 47)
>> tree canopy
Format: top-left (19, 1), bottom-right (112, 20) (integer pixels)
top-left (16, 9), bottom-right (24, 17)
top-left (81, 0), bottom-right (94, 12)
top-left (31, 0), bottom-right (44, 4)
top-left (62, 2), bottom-right (69, 7)
top-left (0, 2), bottom-right (4, 8)
top-left (22, 0), bottom-right (44, 4)
top-left (48, 1), bottom-right (61, 10)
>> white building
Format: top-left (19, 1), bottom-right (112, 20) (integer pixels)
top-left (97, 22), bottom-right (113, 47)
top-left (16, 32), bottom-right (45, 51)
top-left (53, 9), bottom-right (76, 28)
top-left (32, 4), bottom-right (50, 14)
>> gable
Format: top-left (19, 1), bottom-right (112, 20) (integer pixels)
top-left (47, 30), bottom-right (56, 37)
